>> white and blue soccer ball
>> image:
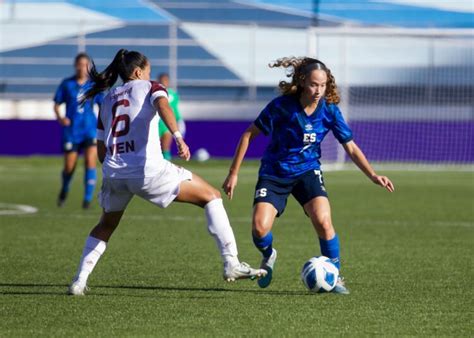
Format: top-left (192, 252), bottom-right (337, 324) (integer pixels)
top-left (301, 256), bottom-right (339, 293)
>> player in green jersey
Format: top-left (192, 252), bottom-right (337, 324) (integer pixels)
top-left (158, 73), bottom-right (185, 160)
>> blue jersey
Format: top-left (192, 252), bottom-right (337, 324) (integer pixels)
top-left (54, 76), bottom-right (104, 144)
top-left (254, 95), bottom-right (353, 178)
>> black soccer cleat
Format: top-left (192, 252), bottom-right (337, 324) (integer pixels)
top-left (57, 190), bottom-right (67, 207)
top-left (82, 200), bottom-right (91, 210)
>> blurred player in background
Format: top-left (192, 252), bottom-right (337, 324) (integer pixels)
top-left (68, 49), bottom-right (265, 295)
top-left (223, 57), bottom-right (394, 294)
top-left (157, 73), bottom-right (185, 160)
top-left (53, 53), bottom-right (104, 209)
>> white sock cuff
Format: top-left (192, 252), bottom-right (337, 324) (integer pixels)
top-left (204, 198), bottom-right (223, 211)
top-left (85, 236), bottom-right (107, 255)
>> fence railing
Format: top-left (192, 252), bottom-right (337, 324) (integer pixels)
top-left (0, 20), bottom-right (473, 101)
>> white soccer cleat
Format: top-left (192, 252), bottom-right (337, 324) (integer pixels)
top-left (68, 279), bottom-right (89, 296)
top-left (332, 276), bottom-right (350, 295)
top-left (223, 262), bottom-right (268, 282)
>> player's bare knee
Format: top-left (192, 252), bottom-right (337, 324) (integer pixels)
top-left (317, 217), bottom-right (334, 238)
top-left (205, 187), bottom-right (221, 202)
top-left (64, 163), bottom-right (75, 173)
top-left (252, 219), bottom-right (270, 238)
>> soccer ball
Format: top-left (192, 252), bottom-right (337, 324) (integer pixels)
top-left (301, 256), bottom-right (339, 293)
top-left (194, 148), bottom-right (210, 162)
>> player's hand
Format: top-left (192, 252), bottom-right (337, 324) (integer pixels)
top-left (58, 117), bottom-right (71, 127)
top-left (371, 174), bottom-right (395, 192)
top-left (175, 138), bottom-right (190, 161)
top-left (222, 173), bottom-right (238, 200)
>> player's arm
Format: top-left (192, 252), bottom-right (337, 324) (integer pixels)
top-left (222, 123), bottom-right (261, 199)
top-left (154, 97), bottom-right (190, 161)
top-left (53, 80), bottom-right (70, 127)
top-left (343, 141), bottom-right (394, 192)
top-left (53, 103), bottom-right (70, 127)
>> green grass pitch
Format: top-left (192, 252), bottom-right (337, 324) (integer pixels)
top-left (0, 157), bottom-right (473, 336)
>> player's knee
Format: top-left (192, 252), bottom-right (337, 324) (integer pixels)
top-left (252, 219), bottom-right (270, 238)
top-left (64, 162), bottom-right (75, 173)
top-left (317, 216), bottom-right (334, 236)
top-left (206, 187), bottom-right (221, 202)
top-left (198, 187), bottom-right (221, 208)
top-left (99, 214), bottom-right (120, 229)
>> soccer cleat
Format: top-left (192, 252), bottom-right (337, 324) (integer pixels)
top-left (223, 262), bottom-right (267, 282)
top-left (257, 248), bottom-right (277, 288)
top-left (332, 276), bottom-right (350, 294)
top-left (68, 279), bottom-right (89, 296)
top-left (57, 190), bottom-right (67, 207)
top-left (82, 200), bottom-right (91, 210)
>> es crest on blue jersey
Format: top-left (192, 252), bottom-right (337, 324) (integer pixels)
top-left (254, 95), bottom-right (353, 178)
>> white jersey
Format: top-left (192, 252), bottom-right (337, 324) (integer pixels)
top-left (97, 80), bottom-right (168, 178)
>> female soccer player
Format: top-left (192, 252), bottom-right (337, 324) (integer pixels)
top-left (68, 49), bottom-right (265, 295)
top-left (157, 72), bottom-right (186, 160)
top-left (54, 53), bottom-right (104, 209)
top-left (223, 57), bottom-right (394, 294)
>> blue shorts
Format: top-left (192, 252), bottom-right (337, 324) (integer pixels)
top-left (62, 137), bottom-right (96, 153)
top-left (253, 169), bottom-right (328, 217)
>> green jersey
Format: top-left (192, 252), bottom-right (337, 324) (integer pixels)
top-left (159, 88), bottom-right (183, 137)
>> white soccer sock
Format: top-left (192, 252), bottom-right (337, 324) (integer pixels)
top-left (204, 198), bottom-right (239, 265)
top-left (75, 236), bottom-right (107, 283)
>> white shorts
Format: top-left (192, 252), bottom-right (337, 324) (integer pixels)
top-left (99, 161), bottom-right (193, 212)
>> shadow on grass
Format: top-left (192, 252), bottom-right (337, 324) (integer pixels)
top-left (0, 282), bottom-right (311, 296)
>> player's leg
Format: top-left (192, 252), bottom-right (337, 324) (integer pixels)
top-left (82, 141), bottom-right (98, 209)
top-left (252, 177), bottom-right (291, 288)
top-left (252, 202), bottom-right (278, 288)
top-left (303, 196), bottom-right (349, 294)
top-left (159, 120), bottom-right (172, 160)
top-left (69, 179), bottom-right (133, 295)
top-left (252, 203), bottom-right (277, 258)
top-left (295, 170), bottom-right (349, 294)
top-left (57, 150), bottom-right (78, 207)
top-left (160, 132), bottom-right (173, 160)
top-left (174, 172), bottom-right (266, 281)
top-left (292, 170), bottom-right (340, 268)
top-left (69, 210), bottom-right (124, 295)
top-left (303, 196), bottom-right (339, 267)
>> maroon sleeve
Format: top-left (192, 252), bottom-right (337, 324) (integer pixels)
top-left (150, 81), bottom-right (168, 96)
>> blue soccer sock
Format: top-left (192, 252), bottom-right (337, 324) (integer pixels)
top-left (319, 234), bottom-right (341, 269)
top-left (252, 231), bottom-right (273, 258)
top-left (84, 168), bottom-right (97, 202)
top-left (61, 170), bottom-right (74, 193)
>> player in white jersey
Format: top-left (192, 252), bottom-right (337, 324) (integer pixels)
top-left (68, 49), bottom-right (266, 296)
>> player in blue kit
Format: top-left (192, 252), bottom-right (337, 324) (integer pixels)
top-left (223, 57), bottom-right (395, 294)
top-left (53, 53), bottom-right (104, 209)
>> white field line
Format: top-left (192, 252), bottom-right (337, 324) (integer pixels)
top-left (0, 203), bottom-right (38, 215)
top-left (4, 211), bottom-right (473, 228)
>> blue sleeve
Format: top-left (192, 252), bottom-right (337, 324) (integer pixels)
top-left (330, 104), bottom-right (353, 144)
top-left (53, 80), bottom-right (66, 104)
top-left (254, 101), bottom-right (275, 136)
top-left (94, 92), bottom-right (104, 106)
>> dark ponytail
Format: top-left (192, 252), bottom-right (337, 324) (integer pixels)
top-left (83, 49), bottom-right (149, 101)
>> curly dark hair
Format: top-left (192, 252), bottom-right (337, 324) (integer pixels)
top-left (269, 56), bottom-right (340, 104)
